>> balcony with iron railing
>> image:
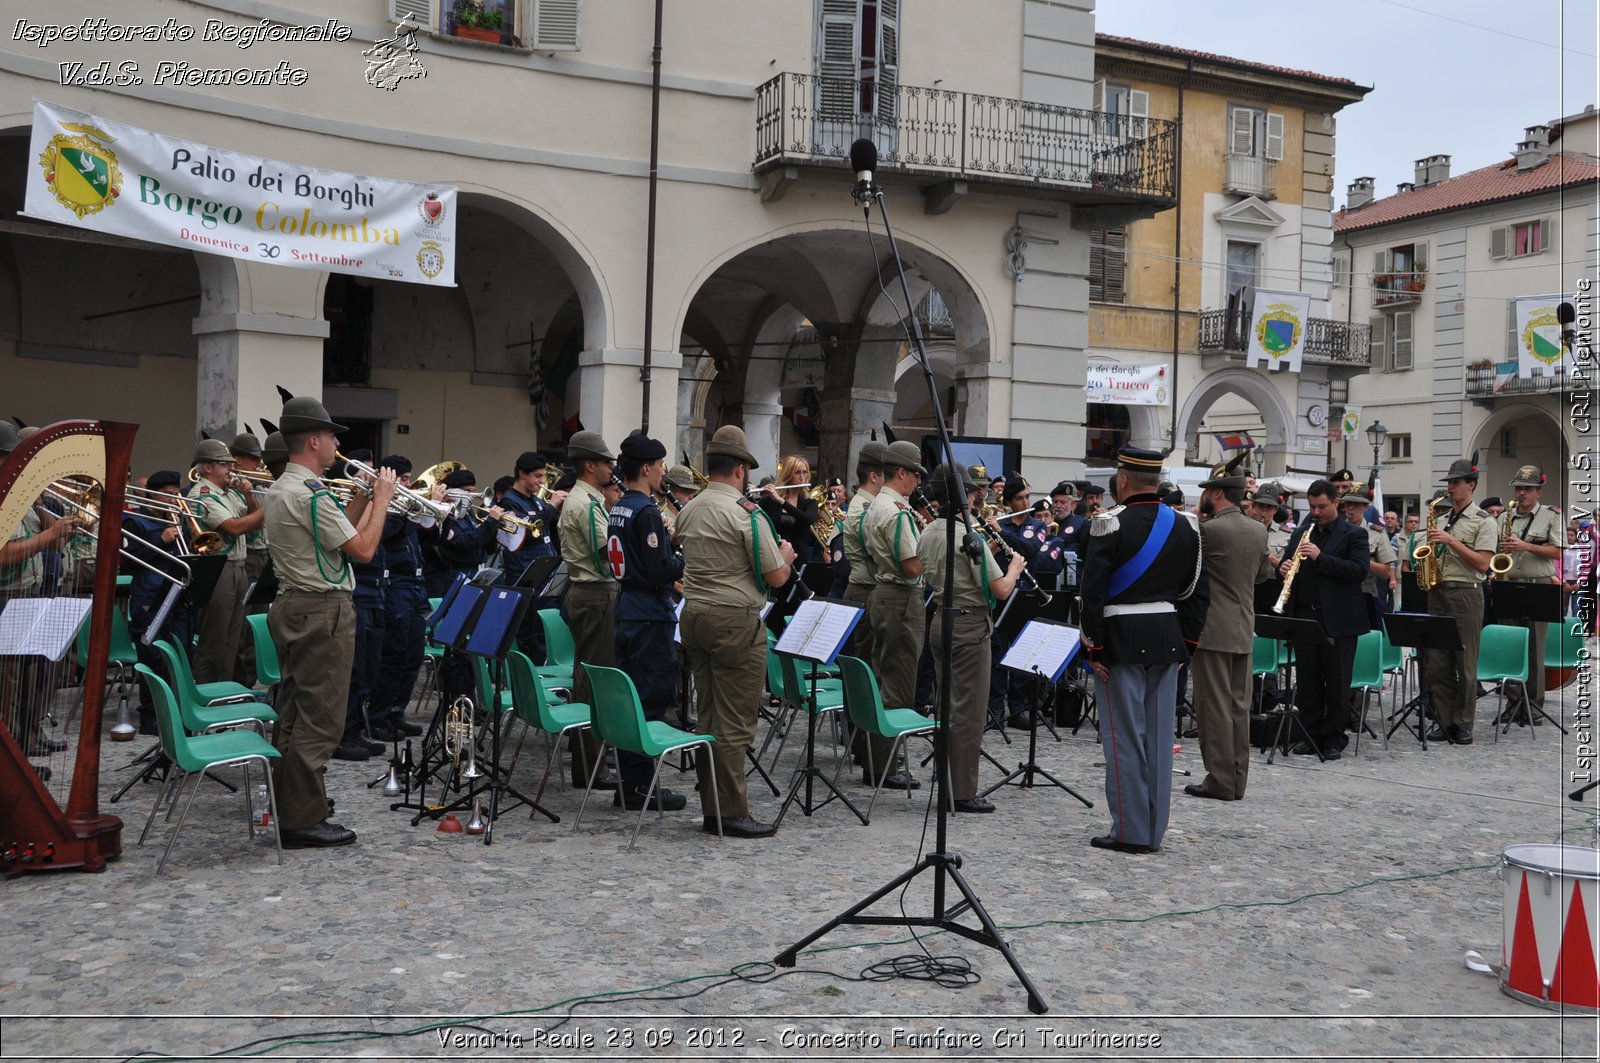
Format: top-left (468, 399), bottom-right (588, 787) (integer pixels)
top-left (1197, 306), bottom-right (1371, 367)
top-left (1223, 153), bottom-right (1278, 199)
top-left (753, 73), bottom-right (1178, 210)
top-left (1373, 271), bottom-right (1426, 307)
top-left (1465, 361), bottom-right (1569, 399)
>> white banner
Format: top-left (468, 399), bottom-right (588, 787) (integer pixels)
top-left (23, 100), bottom-right (456, 286)
top-left (1514, 294), bottom-right (1569, 378)
top-left (1085, 360), bottom-right (1171, 406)
top-left (1245, 289), bottom-right (1311, 373)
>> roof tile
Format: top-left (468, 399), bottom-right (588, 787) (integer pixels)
top-left (1335, 153), bottom-right (1600, 232)
top-left (1095, 33), bottom-right (1363, 87)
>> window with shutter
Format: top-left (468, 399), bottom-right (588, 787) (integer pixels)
top-left (1510, 219), bottom-right (1547, 257)
top-left (1392, 310), bottom-right (1413, 370)
top-left (816, 0), bottom-right (859, 122)
top-left (531, 0), bottom-right (581, 50)
top-left (1506, 299), bottom-right (1518, 359)
top-left (1490, 226), bottom-right (1508, 259)
top-left (1264, 112), bottom-right (1284, 161)
top-left (1372, 248), bottom-right (1391, 275)
top-left (1369, 315), bottom-right (1387, 364)
top-left (876, 0), bottom-right (897, 125)
top-left (1088, 228), bottom-right (1126, 304)
top-left (1229, 106), bottom-right (1256, 156)
top-left (389, 0), bottom-right (436, 28)
top-left (1411, 242), bottom-right (1428, 274)
top-left (1128, 90), bottom-right (1149, 139)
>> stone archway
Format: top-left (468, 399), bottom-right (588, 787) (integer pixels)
top-left (1469, 402), bottom-right (1572, 502)
top-left (1178, 368), bottom-right (1294, 468)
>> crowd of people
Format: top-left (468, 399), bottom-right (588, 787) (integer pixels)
top-left (3, 404), bottom-right (1595, 855)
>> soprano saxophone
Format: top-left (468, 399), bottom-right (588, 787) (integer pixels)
top-left (1272, 516), bottom-right (1315, 614)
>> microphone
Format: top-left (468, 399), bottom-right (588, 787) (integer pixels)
top-left (1558, 301), bottom-right (1577, 351)
top-left (848, 138), bottom-right (877, 207)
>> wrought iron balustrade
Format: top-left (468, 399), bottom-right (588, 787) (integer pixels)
top-left (1465, 361), bottom-right (1569, 398)
top-left (1197, 307), bottom-right (1371, 367)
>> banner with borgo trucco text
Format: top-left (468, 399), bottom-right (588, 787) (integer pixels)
top-left (23, 99), bottom-right (457, 286)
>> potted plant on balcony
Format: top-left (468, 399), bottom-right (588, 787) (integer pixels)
top-left (453, 0), bottom-right (503, 43)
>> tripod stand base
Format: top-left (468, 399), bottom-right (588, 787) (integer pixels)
top-left (774, 850), bottom-right (1048, 1015)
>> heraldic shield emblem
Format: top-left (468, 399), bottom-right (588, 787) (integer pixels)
top-left (1254, 302), bottom-right (1304, 360)
top-left (1521, 306), bottom-right (1564, 367)
top-left (38, 122), bottom-right (122, 220)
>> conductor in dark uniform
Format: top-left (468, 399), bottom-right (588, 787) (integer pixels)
top-left (608, 431), bottom-right (688, 811)
top-left (1277, 478), bottom-right (1371, 758)
top-left (1079, 446), bottom-right (1208, 854)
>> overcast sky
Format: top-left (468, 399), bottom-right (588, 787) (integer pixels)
top-left (1096, 0), bottom-right (1599, 204)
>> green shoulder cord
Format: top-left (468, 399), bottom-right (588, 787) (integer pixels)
top-left (854, 507), bottom-right (875, 576)
top-left (750, 507), bottom-right (780, 592)
top-left (891, 509), bottom-right (915, 580)
top-left (309, 489), bottom-right (352, 585)
top-left (587, 498), bottom-right (612, 579)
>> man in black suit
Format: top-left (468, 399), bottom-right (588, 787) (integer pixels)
top-left (1278, 478), bottom-right (1371, 759)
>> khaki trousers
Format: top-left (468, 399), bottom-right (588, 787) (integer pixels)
top-left (193, 560), bottom-right (246, 685)
top-left (866, 582), bottom-right (925, 774)
top-left (564, 582), bottom-right (615, 783)
top-left (268, 591), bottom-right (354, 830)
top-left (1423, 581), bottom-right (1484, 731)
top-left (843, 581), bottom-right (893, 773)
top-left (932, 608), bottom-right (990, 801)
top-left (683, 604), bottom-right (766, 819)
top-left (233, 550), bottom-right (269, 687)
top-left (1190, 647), bottom-right (1252, 799)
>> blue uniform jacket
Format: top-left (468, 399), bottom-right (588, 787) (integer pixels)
top-left (608, 490), bottom-right (683, 622)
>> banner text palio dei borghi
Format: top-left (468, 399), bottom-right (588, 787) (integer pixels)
top-left (23, 100), bottom-right (456, 286)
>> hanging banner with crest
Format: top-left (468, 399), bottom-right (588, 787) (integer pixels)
top-left (23, 100), bottom-right (456, 286)
top-left (1514, 294), bottom-right (1570, 378)
top-left (1245, 289), bottom-right (1311, 374)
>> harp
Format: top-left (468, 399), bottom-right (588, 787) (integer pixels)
top-left (0, 420), bottom-right (137, 875)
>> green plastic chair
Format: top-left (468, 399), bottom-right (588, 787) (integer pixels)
top-left (770, 651), bottom-right (846, 771)
top-left (756, 642), bottom-right (844, 769)
top-left (576, 664), bottom-right (719, 848)
top-left (1477, 624), bottom-right (1531, 742)
top-left (506, 650), bottom-right (594, 810)
top-left (153, 641), bottom-right (277, 736)
top-left (76, 607), bottom-right (141, 737)
top-left (1250, 636), bottom-right (1281, 712)
top-left (837, 655), bottom-right (937, 821)
top-left (133, 664), bottom-right (282, 874)
top-left (538, 609), bottom-right (576, 671)
top-left (243, 614), bottom-right (281, 689)
top-left (1546, 619), bottom-right (1587, 670)
top-left (1348, 630), bottom-right (1386, 755)
top-left (157, 636), bottom-right (258, 705)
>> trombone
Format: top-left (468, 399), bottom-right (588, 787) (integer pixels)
top-left (31, 495), bottom-right (192, 590)
top-left (333, 452), bottom-right (453, 522)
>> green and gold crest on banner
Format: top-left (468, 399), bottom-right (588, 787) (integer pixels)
top-left (1254, 303), bottom-right (1303, 360)
top-left (37, 122), bottom-right (122, 220)
top-left (1520, 306), bottom-right (1564, 367)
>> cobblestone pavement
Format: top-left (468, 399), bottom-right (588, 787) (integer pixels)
top-left (3, 670), bottom-right (1599, 1060)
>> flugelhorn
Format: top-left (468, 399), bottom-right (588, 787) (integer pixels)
top-left (444, 695), bottom-right (484, 782)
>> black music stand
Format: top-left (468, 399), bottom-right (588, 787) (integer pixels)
top-left (1488, 582), bottom-right (1568, 734)
top-left (393, 575), bottom-right (479, 817)
top-left (1399, 570), bottom-right (1429, 614)
top-left (1382, 611), bottom-right (1462, 749)
top-left (980, 619), bottom-right (1093, 807)
top-left (771, 598), bottom-right (867, 828)
top-left (1253, 613), bottom-right (1329, 763)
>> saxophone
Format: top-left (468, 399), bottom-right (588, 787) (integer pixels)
top-left (1272, 516), bottom-right (1315, 614)
top-left (1489, 506), bottom-right (1516, 580)
top-left (1412, 495), bottom-right (1447, 591)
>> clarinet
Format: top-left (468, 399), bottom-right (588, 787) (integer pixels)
top-left (967, 520), bottom-right (1053, 605)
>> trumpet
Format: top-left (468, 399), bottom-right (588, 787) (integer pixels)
top-left (448, 489), bottom-right (544, 537)
top-left (1489, 506), bottom-right (1516, 580)
top-left (335, 452), bottom-right (453, 522)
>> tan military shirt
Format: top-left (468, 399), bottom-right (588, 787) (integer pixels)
top-left (843, 487), bottom-right (878, 588)
top-left (1, 509), bottom-right (45, 595)
top-left (917, 518), bottom-right (1001, 610)
top-left (676, 481), bottom-right (784, 609)
top-left (1266, 525), bottom-right (1291, 559)
top-left (189, 479), bottom-right (249, 562)
top-left (865, 485), bottom-right (923, 588)
top-left (558, 478), bottom-right (613, 584)
top-left (1439, 502), bottom-right (1499, 584)
top-left (1504, 502), bottom-right (1562, 581)
top-left (263, 462), bottom-right (358, 593)
top-left (1364, 524), bottom-right (1397, 597)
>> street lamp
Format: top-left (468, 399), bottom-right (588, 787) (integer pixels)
top-left (1366, 420), bottom-right (1387, 474)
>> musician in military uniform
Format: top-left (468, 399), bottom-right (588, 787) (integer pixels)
top-left (501, 451), bottom-right (562, 664)
top-left (919, 462), bottom-right (1026, 813)
top-left (558, 430), bottom-right (619, 788)
top-left (1250, 482), bottom-right (1292, 614)
top-left (864, 440), bottom-right (929, 790)
top-left (1341, 481), bottom-right (1398, 625)
top-left (1421, 457), bottom-right (1500, 744)
top-left (608, 431), bottom-right (687, 811)
top-left (837, 442), bottom-right (887, 765)
top-left (676, 426), bottom-right (795, 838)
top-left (124, 469), bottom-right (190, 736)
top-left (659, 465), bottom-right (700, 532)
top-left (367, 455), bottom-right (427, 742)
top-left (1187, 454), bottom-right (1269, 801)
top-left (1080, 446), bottom-right (1207, 853)
top-left (992, 476), bottom-right (1065, 726)
top-left (230, 430), bottom-right (271, 688)
top-left (1497, 463), bottom-right (1564, 725)
top-left (264, 396), bottom-right (395, 848)
top-left (420, 468), bottom-right (501, 599)
top-left (335, 449), bottom-right (388, 763)
top-left (188, 438), bottom-right (265, 684)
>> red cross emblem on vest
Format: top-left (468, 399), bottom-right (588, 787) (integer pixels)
top-left (606, 533), bottom-right (626, 580)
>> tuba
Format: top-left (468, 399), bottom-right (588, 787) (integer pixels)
top-left (1489, 507), bottom-right (1516, 580)
top-left (1412, 496), bottom-right (1447, 591)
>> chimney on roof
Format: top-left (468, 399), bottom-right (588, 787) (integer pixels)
top-left (1516, 124), bottom-right (1552, 171)
top-left (1396, 181), bottom-right (1415, 194)
top-left (1414, 154), bottom-right (1451, 186)
top-left (1346, 176), bottom-right (1375, 209)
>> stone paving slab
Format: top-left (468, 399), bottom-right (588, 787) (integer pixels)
top-left (3, 678), bottom-right (1599, 1060)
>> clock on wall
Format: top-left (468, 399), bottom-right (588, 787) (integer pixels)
top-left (1306, 404), bottom-right (1327, 428)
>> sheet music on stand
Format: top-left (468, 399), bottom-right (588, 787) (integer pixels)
top-left (773, 598), bottom-right (864, 664)
top-left (999, 619), bottom-right (1082, 682)
top-left (0, 597), bottom-right (94, 661)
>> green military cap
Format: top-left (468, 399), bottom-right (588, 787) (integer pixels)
top-left (1510, 463), bottom-right (1546, 487)
top-left (858, 441), bottom-right (891, 469)
top-left (193, 439), bottom-right (236, 465)
top-left (566, 430), bottom-right (614, 463)
top-left (229, 432), bottom-right (262, 459)
top-left (663, 464), bottom-right (701, 494)
top-left (1441, 457), bottom-right (1480, 482)
top-left (930, 461), bottom-right (979, 497)
top-left (881, 440), bottom-right (926, 476)
top-left (279, 395), bottom-right (348, 434)
top-left (262, 431), bottom-right (288, 466)
top-left (1200, 450), bottom-right (1250, 490)
top-left (0, 420), bottom-right (18, 454)
top-left (705, 425), bottom-right (759, 468)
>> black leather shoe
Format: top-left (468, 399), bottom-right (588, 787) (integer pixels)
top-left (702, 816), bottom-right (777, 838)
top-left (869, 770), bottom-right (920, 791)
top-left (1184, 783), bottom-right (1230, 800)
top-left (1449, 726), bottom-right (1474, 745)
top-left (1321, 747), bottom-right (1343, 761)
top-left (1425, 724), bottom-right (1452, 743)
top-left (367, 724), bottom-right (403, 743)
top-left (615, 787), bottom-right (687, 812)
top-left (138, 715), bottom-right (159, 737)
top-left (1007, 712), bottom-right (1036, 729)
top-left (1289, 740), bottom-right (1319, 756)
top-left (279, 820), bottom-right (356, 848)
top-left (332, 741), bottom-right (371, 762)
top-left (1090, 834), bottom-right (1155, 854)
top-left (953, 796), bottom-right (996, 813)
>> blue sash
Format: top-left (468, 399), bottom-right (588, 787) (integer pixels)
top-left (1106, 503), bottom-right (1174, 600)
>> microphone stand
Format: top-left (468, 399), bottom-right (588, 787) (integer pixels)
top-left (774, 176), bottom-right (1048, 1015)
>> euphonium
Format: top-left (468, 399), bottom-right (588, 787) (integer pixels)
top-left (1272, 516), bottom-right (1315, 614)
top-left (1489, 506), bottom-right (1516, 580)
top-left (1412, 496), bottom-right (1447, 591)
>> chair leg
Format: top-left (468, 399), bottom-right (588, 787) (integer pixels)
top-left (261, 758), bottom-right (283, 865)
top-left (704, 740), bottom-right (722, 839)
top-left (240, 761), bottom-right (254, 839)
top-left (138, 766), bottom-right (179, 847)
top-left (865, 734), bottom-right (907, 822)
top-left (530, 730), bottom-right (559, 818)
top-left (157, 769), bottom-right (208, 875)
top-left (1354, 690), bottom-right (1367, 756)
top-left (1494, 687), bottom-right (1504, 742)
top-left (629, 757), bottom-right (668, 850)
top-left (573, 741), bottom-right (608, 832)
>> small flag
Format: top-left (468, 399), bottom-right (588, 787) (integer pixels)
top-left (1213, 432), bottom-right (1255, 451)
